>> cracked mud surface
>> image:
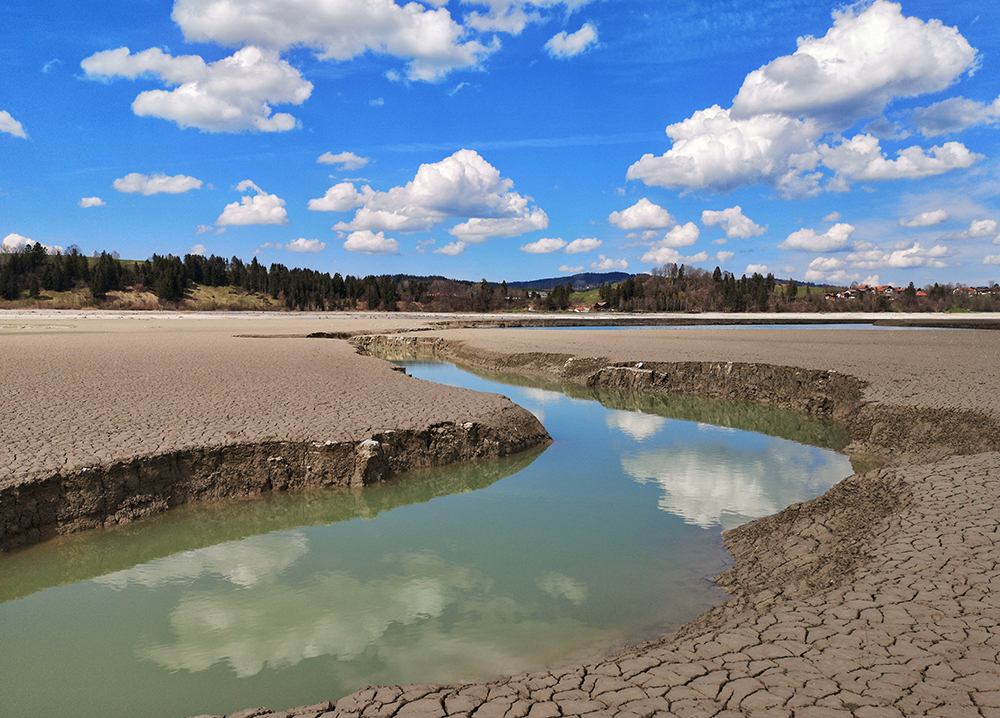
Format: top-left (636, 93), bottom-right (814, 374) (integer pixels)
top-left (4, 311), bottom-right (1000, 718)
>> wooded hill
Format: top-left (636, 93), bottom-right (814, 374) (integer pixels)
top-left (1, 245), bottom-right (996, 313)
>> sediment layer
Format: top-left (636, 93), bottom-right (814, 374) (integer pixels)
top-left (0, 315), bottom-right (549, 553)
top-left (350, 333), bottom-right (1000, 463)
top-left (0, 414), bottom-right (548, 552)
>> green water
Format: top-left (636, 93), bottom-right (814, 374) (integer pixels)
top-left (0, 362), bottom-right (854, 718)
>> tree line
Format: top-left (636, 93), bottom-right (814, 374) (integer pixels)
top-left (2, 244), bottom-right (998, 313)
top-left (0, 246), bottom-right (542, 311)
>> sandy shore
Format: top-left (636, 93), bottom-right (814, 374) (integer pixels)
top-left (4, 310), bottom-right (1000, 717)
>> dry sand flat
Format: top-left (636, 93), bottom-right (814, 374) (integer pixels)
top-left (5, 311), bottom-right (1000, 717)
top-left (322, 323), bottom-right (1000, 718)
top-left (0, 311), bottom-right (548, 550)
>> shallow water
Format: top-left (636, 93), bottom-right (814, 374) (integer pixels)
top-left (0, 362), bottom-right (854, 718)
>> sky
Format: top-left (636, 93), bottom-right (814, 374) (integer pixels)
top-left (2, 0), bottom-right (1000, 287)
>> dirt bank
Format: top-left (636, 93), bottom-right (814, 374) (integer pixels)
top-left (0, 314), bottom-right (549, 553)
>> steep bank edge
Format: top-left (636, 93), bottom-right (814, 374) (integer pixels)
top-left (0, 404), bottom-right (550, 554)
top-left (351, 334), bottom-right (1000, 462)
top-left (198, 334), bottom-right (1000, 718)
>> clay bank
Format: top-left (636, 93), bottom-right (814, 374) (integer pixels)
top-left (4, 311), bottom-right (1000, 717)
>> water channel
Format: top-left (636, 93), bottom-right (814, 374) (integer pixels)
top-left (0, 360), bottom-right (856, 718)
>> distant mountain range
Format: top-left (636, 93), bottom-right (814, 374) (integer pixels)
top-left (389, 271), bottom-right (633, 292)
top-left (506, 272), bottom-right (632, 291)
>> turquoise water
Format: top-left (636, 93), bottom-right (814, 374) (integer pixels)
top-left (0, 362), bottom-right (853, 718)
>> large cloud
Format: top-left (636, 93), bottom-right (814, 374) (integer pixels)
top-left (217, 180), bottom-right (289, 226)
top-left (171, 0), bottom-right (497, 82)
top-left (114, 172), bottom-right (203, 195)
top-left (0, 110), bottom-right (27, 138)
top-left (333, 149), bottom-right (547, 242)
top-left (819, 135), bottom-right (980, 187)
top-left (730, 1), bottom-right (976, 124)
top-left (627, 1), bottom-right (981, 197)
top-left (701, 206), bottom-right (765, 239)
top-left (608, 198), bottom-right (675, 230)
top-left (778, 223), bottom-right (854, 252)
top-left (82, 46), bottom-right (311, 132)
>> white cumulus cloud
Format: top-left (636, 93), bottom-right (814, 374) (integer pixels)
top-left (701, 206), bottom-right (765, 239)
top-left (847, 242), bottom-right (948, 269)
top-left (590, 255), bottom-right (628, 271)
top-left (803, 256), bottom-right (845, 281)
top-left (627, 1), bottom-right (981, 197)
top-left (822, 212), bottom-right (842, 222)
top-left (433, 240), bottom-right (467, 256)
top-left (520, 237), bottom-right (566, 254)
top-left (284, 238), bottom-right (326, 253)
top-left (82, 45), bottom-right (312, 132)
top-left (564, 237), bottom-right (601, 254)
top-left (963, 219), bottom-right (999, 239)
top-left (308, 182), bottom-right (374, 212)
top-left (779, 223), bottom-right (855, 252)
top-left (343, 230), bottom-right (399, 254)
top-left (899, 209), bottom-right (949, 227)
top-left (114, 172), bottom-right (203, 195)
top-left (608, 198), bottom-right (675, 230)
top-left (2, 234), bottom-right (61, 254)
top-left (0, 110), bottom-right (27, 138)
top-left (333, 149), bottom-right (547, 243)
top-left (317, 151), bottom-right (370, 170)
top-left (217, 180), bottom-right (289, 226)
top-left (559, 264), bottom-right (584, 273)
top-left (78, 197), bottom-right (106, 208)
top-left (911, 94), bottom-right (1000, 137)
top-left (544, 23), bottom-right (598, 59)
top-left (819, 135), bottom-right (980, 187)
top-left (658, 222), bottom-right (700, 248)
top-left (730, 1), bottom-right (976, 123)
top-left (171, 0), bottom-right (498, 82)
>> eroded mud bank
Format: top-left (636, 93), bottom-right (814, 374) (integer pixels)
top-left (351, 333), bottom-right (1000, 464)
top-left (0, 408), bottom-right (549, 553)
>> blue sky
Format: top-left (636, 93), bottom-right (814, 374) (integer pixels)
top-left (2, 0), bottom-right (999, 286)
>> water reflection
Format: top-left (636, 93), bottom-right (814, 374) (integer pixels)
top-left (605, 410), bottom-right (667, 440)
top-left (621, 440), bottom-right (847, 530)
top-left (0, 446), bottom-right (545, 605)
top-left (424, 361), bottom-right (851, 452)
top-left (96, 533), bottom-right (310, 591)
top-left (0, 359), bottom-right (855, 718)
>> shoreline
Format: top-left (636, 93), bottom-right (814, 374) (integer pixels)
top-left (3, 311), bottom-right (1000, 716)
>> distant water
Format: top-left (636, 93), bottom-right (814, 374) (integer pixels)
top-left (525, 322), bottom-right (957, 330)
top-left (0, 361), bottom-right (853, 718)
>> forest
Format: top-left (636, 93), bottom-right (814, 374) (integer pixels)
top-left (1, 243), bottom-right (998, 314)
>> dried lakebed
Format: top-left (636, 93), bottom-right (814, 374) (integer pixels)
top-left (0, 360), bottom-right (856, 718)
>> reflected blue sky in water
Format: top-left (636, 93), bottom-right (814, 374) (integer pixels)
top-left (0, 361), bottom-right (853, 718)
